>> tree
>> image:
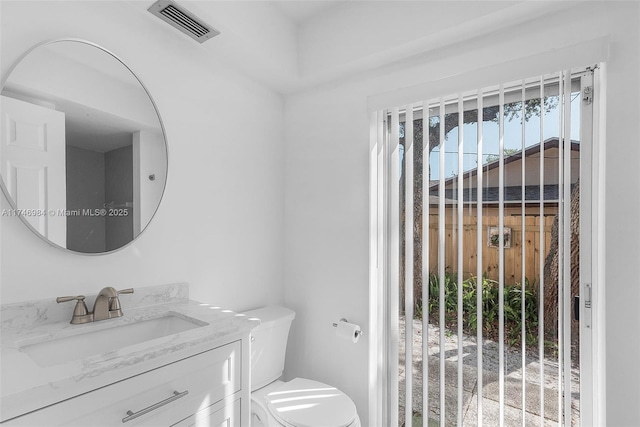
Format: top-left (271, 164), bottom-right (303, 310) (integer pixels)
top-left (485, 148), bottom-right (519, 164)
top-left (543, 180), bottom-right (580, 355)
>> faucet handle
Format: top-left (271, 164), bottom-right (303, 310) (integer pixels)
top-left (56, 295), bottom-right (85, 304)
top-left (109, 288), bottom-right (134, 312)
top-left (56, 295), bottom-right (91, 324)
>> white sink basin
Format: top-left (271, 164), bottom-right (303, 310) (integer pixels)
top-left (20, 314), bottom-right (205, 368)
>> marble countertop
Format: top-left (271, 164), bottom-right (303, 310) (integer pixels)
top-left (0, 283), bottom-right (259, 423)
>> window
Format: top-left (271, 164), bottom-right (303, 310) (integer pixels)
top-left (369, 68), bottom-right (602, 427)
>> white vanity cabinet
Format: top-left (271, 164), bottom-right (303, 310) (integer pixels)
top-left (3, 339), bottom-right (247, 426)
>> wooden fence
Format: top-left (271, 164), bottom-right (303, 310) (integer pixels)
top-left (425, 215), bottom-right (554, 285)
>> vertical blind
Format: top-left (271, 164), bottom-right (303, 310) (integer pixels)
top-left (370, 68), bottom-right (595, 427)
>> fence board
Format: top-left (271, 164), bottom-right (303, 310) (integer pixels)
top-left (425, 215), bottom-right (553, 285)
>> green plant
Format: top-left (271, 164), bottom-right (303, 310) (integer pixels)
top-left (416, 272), bottom-right (540, 350)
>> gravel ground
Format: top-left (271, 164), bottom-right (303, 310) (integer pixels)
top-left (398, 316), bottom-right (580, 427)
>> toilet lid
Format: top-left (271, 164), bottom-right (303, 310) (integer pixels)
top-left (266, 378), bottom-right (357, 427)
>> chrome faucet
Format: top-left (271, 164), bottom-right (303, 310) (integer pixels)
top-left (57, 287), bottom-right (134, 324)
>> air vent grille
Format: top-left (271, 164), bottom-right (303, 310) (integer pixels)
top-left (161, 5), bottom-right (210, 37)
top-left (149, 0), bottom-right (220, 43)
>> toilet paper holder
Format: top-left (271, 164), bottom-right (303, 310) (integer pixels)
top-left (332, 318), bottom-right (363, 339)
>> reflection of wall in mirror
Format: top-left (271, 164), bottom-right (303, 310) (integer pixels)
top-left (105, 145), bottom-right (133, 251)
top-left (5, 45), bottom-right (160, 131)
top-left (66, 144), bottom-right (134, 253)
top-left (66, 145), bottom-right (106, 253)
top-left (133, 131), bottom-right (165, 236)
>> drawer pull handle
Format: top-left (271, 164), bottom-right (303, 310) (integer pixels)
top-left (122, 390), bottom-right (189, 423)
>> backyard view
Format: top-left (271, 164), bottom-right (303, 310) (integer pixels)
top-left (396, 84), bottom-right (582, 426)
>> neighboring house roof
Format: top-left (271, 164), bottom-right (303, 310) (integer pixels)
top-left (428, 195), bottom-right (456, 204)
top-left (429, 138), bottom-right (580, 204)
top-left (435, 184), bottom-right (577, 203)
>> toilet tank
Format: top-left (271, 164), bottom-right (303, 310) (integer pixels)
top-left (243, 305), bottom-right (296, 391)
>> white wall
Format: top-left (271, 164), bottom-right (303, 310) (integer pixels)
top-left (0, 1), bottom-right (285, 312)
top-left (133, 130), bottom-right (166, 237)
top-left (602, 2), bottom-right (640, 425)
top-left (283, 2), bottom-right (640, 426)
top-left (284, 86), bottom-right (371, 423)
top-left (298, 2), bottom-right (521, 77)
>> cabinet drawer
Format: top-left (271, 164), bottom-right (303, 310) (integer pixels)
top-left (171, 396), bottom-right (241, 427)
top-left (5, 340), bottom-right (241, 426)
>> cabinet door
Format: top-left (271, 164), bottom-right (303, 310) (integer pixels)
top-left (170, 397), bottom-right (241, 427)
top-left (4, 341), bottom-right (241, 426)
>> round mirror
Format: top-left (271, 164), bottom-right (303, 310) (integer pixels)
top-left (0, 40), bottom-right (168, 254)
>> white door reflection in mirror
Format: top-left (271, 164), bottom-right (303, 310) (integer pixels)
top-left (0, 95), bottom-right (66, 246)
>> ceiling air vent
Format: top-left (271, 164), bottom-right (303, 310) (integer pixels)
top-left (148, 0), bottom-right (220, 43)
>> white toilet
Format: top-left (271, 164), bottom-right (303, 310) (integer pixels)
top-left (243, 306), bottom-right (361, 427)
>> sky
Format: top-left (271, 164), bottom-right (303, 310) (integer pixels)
top-left (426, 93), bottom-right (582, 180)
top-left (429, 94), bottom-right (580, 180)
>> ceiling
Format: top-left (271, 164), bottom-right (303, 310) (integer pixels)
top-left (271, 1), bottom-right (344, 24)
top-left (137, 1), bottom-right (581, 95)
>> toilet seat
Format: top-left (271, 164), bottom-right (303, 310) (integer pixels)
top-left (264, 378), bottom-right (357, 427)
